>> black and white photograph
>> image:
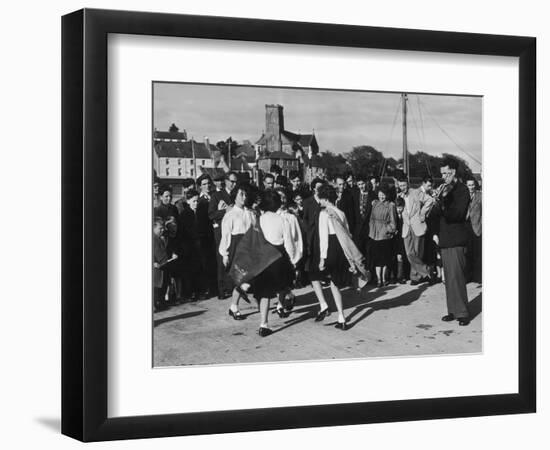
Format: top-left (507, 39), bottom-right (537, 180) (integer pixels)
top-left (151, 83), bottom-right (483, 367)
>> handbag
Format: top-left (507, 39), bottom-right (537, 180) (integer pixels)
top-left (228, 224), bottom-right (282, 286)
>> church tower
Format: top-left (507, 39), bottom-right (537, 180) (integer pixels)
top-left (265, 104), bottom-right (284, 153)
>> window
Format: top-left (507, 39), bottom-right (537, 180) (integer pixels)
top-left (178, 159), bottom-right (181, 165)
top-left (165, 168), bottom-right (170, 176)
top-left (165, 158), bottom-right (169, 165)
top-left (178, 168), bottom-right (182, 176)
top-left (202, 159), bottom-right (205, 165)
top-left (190, 168), bottom-right (194, 177)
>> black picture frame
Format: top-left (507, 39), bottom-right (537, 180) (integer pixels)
top-left (62, 8), bottom-right (536, 442)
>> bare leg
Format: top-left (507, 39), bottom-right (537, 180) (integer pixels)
top-left (311, 280), bottom-right (329, 311)
top-left (382, 266), bottom-right (388, 284)
top-left (329, 281), bottom-right (345, 323)
top-left (375, 266), bottom-right (382, 285)
top-left (259, 297), bottom-right (270, 328)
top-left (229, 287), bottom-right (240, 312)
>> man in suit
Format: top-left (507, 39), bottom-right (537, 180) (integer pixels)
top-left (437, 159), bottom-right (472, 326)
top-left (288, 170), bottom-right (310, 200)
top-left (208, 171), bottom-right (238, 298)
top-left (466, 177), bottom-right (482, 284)
top-left (174, 178), bottom-right (196, 215)
top-left (398, 176), bottom-right (435, 285)
top-left (335, 175), bottom-right (355, 235)
top-left (351, 175), bottom-right (372, 251)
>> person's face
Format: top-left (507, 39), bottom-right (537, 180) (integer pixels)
top-left (278, 191), bottom-right (288, 206)
top-left (347, 176), bottom-right (354, 187)
top-left (225, 175), bottom-right (238, 191)
top-left (153, 183), bottom-right (159, 195)
top-left (335, 178), bottom-right (346, 193)
top-left (378, 190), bottom-right (387, 202)
top-left (440, 166), bottom-right (456, 184)
top-left (160, 191), bottom-right (172, 205)
top-left (370, 179), bottom-right (378, 190)
top-left (423, 181), bottom-right (433, 194)
top-left (466, 180), bottom-right (476, 193)
top-left (214, 180), bottom-right (223, 190)
top-left (396, 205), bottom-right (404, 215)
top-left (200, 178), bottom-right (212, 194)
top-left (291, 177), bottom-right (301, 189)
top-left (357, 180), bottom-right (366, 192)
top-left (294, 195), bottom-right (303, 207)
top-left (188, 196), bottom-right (199, 211)
top-left (264, 177), bottom-right (274, 190)
top-left (153, 223), bottom-right (164, 237)
top-left (235, 189), bottom-right (247, 207)
top-left (398, 181), bottom-right (408, 194)
top-left (313, 182), bottom-right (323, 196)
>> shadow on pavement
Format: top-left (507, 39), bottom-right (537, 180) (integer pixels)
top-left (154, 310), bottom-right (206, 327)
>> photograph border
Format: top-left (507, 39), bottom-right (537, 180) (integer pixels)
top-left (61, 8), bottom-right (536, 441)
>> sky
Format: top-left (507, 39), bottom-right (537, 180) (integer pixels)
top-left (153, 82), bottom-right (482, 172)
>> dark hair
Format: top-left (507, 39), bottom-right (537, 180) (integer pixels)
top-left (441, 157), bottom-right (459, 170)
top-left (317, 184), bottom-right (337, 204)
top-left (185, 189), bottom-right (199, 200)
top-left (226, 171), bottom-right (238, 180)
top-left (465, 176), bottom-right (480, 189)
top-left (182, 178), bottom-right (195, 189)
top-left (270, 164), bottom-right (282, 175)
top-left (196, 174), bottom-right (211, 186)
top-left (378, 183), bottom-right (390, 196)
top-left (275, 175), bottom-right (288, 187)
top-left (356, 174), bottom-right (367, 183)
top-left (397, 177), bottom-right (408, 184)
top-left (395, 197), bottom-right (405, 208)
top-left (422, 176), bottom-right (433, 184)
top-left (289, 170), bottom-right (301, 181)
top-left (159, 184), bottom-right (172, 195)
top-left (310, 177), bottom-right (325, 191)
top-left (259, 190), bottom-right (282, 212)
top-left (345, 172), bottom-right (355, 180)
top-left (230, 183), bottom-right (250, 203)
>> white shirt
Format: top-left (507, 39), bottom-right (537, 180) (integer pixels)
top-left (218, 205), bottom-right (256, 257)
top-left (277, 209), bottom-right (304, 265)
top-left (319, 206), bottom-right (349, 259)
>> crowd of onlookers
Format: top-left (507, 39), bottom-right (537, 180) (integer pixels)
top-left (153, 163), bottom-right (482, 331)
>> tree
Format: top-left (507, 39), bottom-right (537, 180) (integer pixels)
top-left (344, 145), bottom-right (386, 178)
top-left (315, 151), bottom-right (350, 179)
top-left (169, 123), bottom-right (179, 132)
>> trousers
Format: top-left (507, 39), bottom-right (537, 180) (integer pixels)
top-left (403, 233), bottom-right (431, 281)
top-left (441, 246), bottom-right (469, 319)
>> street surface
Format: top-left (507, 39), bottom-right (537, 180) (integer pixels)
top-left (153, 281), bottom-right (482, 366)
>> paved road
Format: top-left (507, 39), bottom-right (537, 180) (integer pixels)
top-left (153, 281), bottom-right (482, 367)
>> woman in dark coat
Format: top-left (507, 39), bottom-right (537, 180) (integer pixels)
top-left (368, 185), bottom-right (397, 287)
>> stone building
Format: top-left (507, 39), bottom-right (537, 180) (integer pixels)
top-left (255, 104), bottom-right (321, 181)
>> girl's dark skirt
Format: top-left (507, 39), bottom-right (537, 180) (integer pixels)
top-left (225, 233), bottom-right (244, 288)
top-left (371, 238), bottom-right (393, 267)
top-left (253, 244), bottom-right (294, 299)
top-left (325, 234), bottom-right (351, 288)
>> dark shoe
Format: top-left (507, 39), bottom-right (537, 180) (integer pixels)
top-left (410, 279), bottom-right (420, 286)
top-left (383, 280), bottom-right (390, 286)
top-left (398, 278), bottom-right (407, 284)
top-left (258, 327), bottom-right (273, 337)
top-left (228, 309), bottom-right (245, 320)
top-left (275, 307), bottom-right (289, 318)
top-left (441, 314), bottom-right (455, 322)
top-left (376, 281), bottom-right (383, 288)
top-left (283, 294), bottom-right (296, 311)
top-left (315, 307), bottom-right (330, 322)
top-left (458, 318), bottom-right (471, 326)
top-left (335, 321), bottom-right (348, 331)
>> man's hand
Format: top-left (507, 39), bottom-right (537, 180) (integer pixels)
top-left (319, 258), bottom-right (326, 271)
top-left (218, 200), bottom-right (228, 210)
top-left (223, 255), bottom-right (229, 267)
top-left (433, 234), bottom-right (439, 245)
top-left (153, 262), bottom-right (160, 269)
